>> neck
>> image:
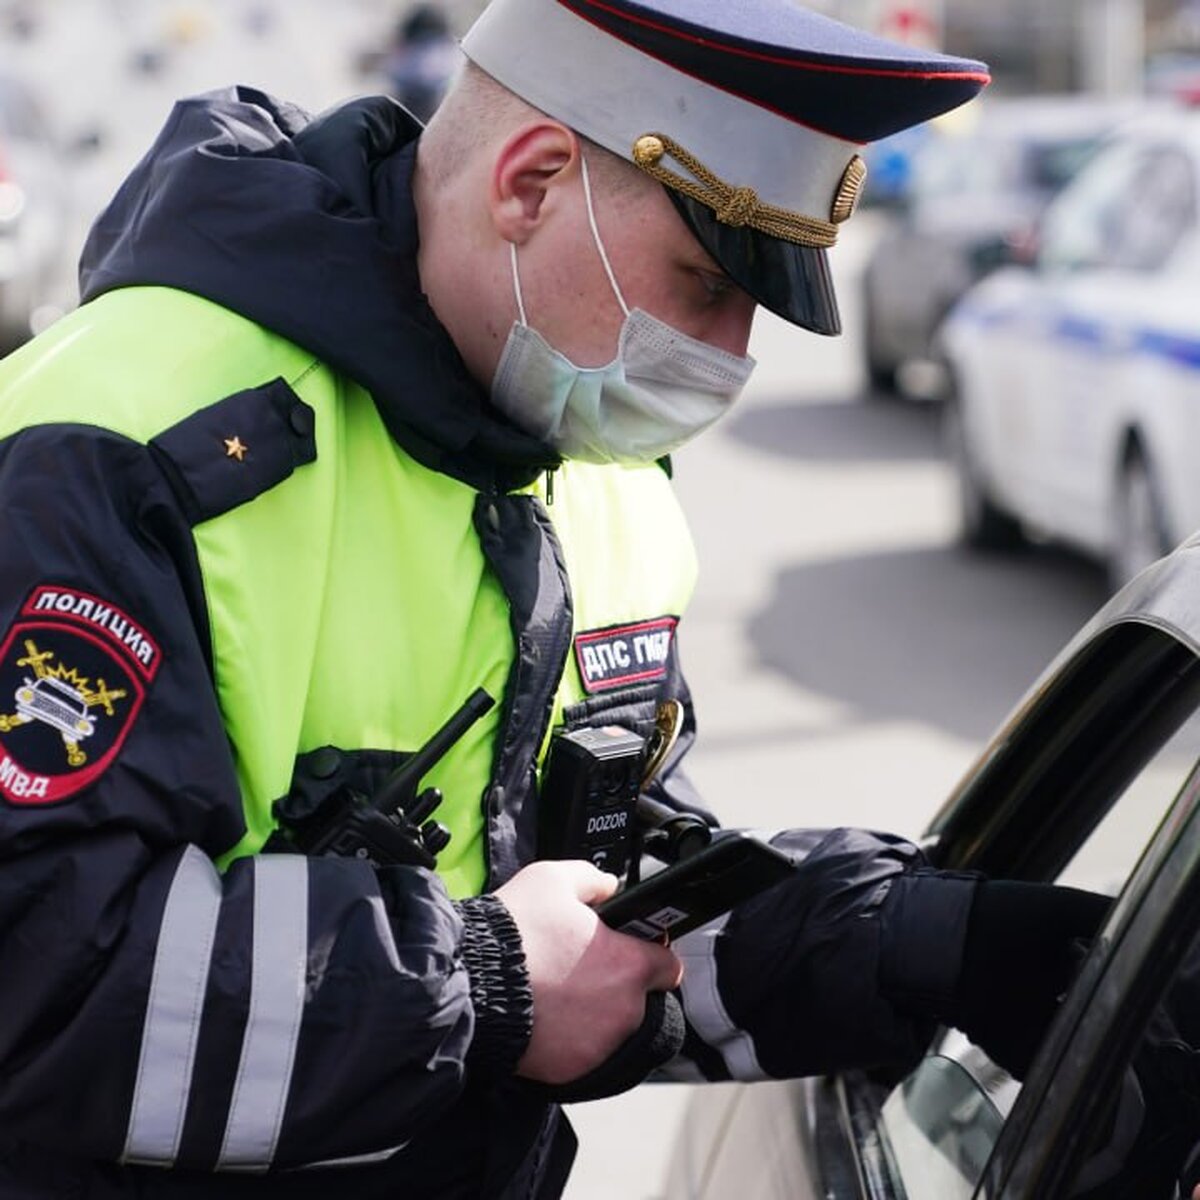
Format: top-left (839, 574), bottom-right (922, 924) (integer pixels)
top-left (413, 150), bottom-right (510, 391)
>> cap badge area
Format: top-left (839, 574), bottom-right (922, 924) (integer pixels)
top-left (632, 131), bottom-right (840, 249)
top-left (0, 586), bottom-right (159, 805)
top-left (831, 155), bottom-right (868, 225)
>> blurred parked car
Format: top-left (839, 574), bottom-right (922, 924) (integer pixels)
top-left (861, 95), bottom-right (1141, 397)
top-left (665, 537), bottom-right (1200, 1199)
top-left (941, 107), bottom-right (1200, 589)
top-left (0, 69), bottom-right (74, 354)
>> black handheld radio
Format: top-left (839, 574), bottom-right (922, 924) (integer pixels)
top-left (272, 688), bottom-right (494, 868)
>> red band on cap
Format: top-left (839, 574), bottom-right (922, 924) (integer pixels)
top-left (558, 0), bottom-right (991, 84)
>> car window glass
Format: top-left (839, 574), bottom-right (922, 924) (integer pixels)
top-left (1038, 140), bottom-right (1147, 271)
top-left (910, 134), bottom-right (1020, 204)
top-left (880, 1031), bottom-right (1017, 1199)
top-left (1026, 136), bottom-right (1103, 194)
top-left (1164, 229), bottom-right (1200, 275)
top-left (1108, 146), bottom-right (1196, 271)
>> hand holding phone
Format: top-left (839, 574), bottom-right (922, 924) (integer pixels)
top-left (596, 831), bottom-right (795, 942)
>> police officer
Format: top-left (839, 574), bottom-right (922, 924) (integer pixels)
top-left (0, 1), bottom-right (1107, 1196)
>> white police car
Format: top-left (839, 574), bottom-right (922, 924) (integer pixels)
top-left (939, 106), bottom-right (1200, 589)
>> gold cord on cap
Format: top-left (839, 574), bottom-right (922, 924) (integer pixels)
top-left (631, 132), bottom-right (846, 249)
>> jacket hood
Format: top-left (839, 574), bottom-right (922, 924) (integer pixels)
top-left (79, 86), bottom-right (557, 492)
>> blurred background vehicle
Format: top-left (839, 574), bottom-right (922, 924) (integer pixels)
top-left (663, 537), bottom-right (1200, 1199)
top-left (0, 68), bottom-right (77, 354)
top-left (860, 94), bottom-right (1143, 399)
top-left (859, 123), bottom-right (935, 210)
top-left (941, 105), bottom-right (1200, 590)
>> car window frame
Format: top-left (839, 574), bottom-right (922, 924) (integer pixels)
top-left (831, 543), bottom-right (1200, 1198)
top-left (926, 555), bottom-right (1200, 880)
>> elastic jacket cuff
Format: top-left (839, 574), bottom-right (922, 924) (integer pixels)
top-left (879, 870), bottom-right (980, 1022)
top-left (456, 894), bottom-right (534, 1078)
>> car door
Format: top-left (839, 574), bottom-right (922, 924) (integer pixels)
top-left (995, 138), bottom-right (1154, 548)
top-left (665, 540), bottom-right (1200, 1200)
top-left (886, 542), bottom-right (1200, 1199)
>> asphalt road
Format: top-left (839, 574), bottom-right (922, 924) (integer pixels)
top-left (562, 213), bottom-right (1113, 1200)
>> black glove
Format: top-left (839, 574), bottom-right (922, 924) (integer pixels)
top-left (527, 991), bottom-right (685, 1105)
top-left (705, 828), bottom-right (945, 1080)
top-left (949, 879), bottom-right (1112, 1079)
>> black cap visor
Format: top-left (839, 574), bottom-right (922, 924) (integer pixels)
top-left (667, 189), bottom-right (842, 336)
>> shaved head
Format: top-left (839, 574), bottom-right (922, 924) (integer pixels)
top-left (420, 62), bottom-right (648, 199)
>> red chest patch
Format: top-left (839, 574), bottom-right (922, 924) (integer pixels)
top-left (574, 616), bottom-right (678, 695)
top-left (0, 587), bottom-right (160, 805)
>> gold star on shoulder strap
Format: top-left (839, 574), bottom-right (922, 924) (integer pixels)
top-left (224, 436), bottom-right (248, 462)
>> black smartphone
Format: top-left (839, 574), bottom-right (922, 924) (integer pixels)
top-left (596, 831), bottom-right (795, 941)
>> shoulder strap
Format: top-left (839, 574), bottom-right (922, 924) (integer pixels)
top-left (148, 377), bottom-right (316, 525)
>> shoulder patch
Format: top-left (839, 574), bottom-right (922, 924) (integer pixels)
top-left (149, 377), bottom-right (317, 525)
top-left (574, 616), bottom-right (677, 695)
top-left (0, 586), bottom-right (159, 805)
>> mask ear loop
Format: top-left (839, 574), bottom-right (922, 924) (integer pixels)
top-left (580, 155), bottom-right (630, 318)
top-left (509, 242), bottom-right (529, 326)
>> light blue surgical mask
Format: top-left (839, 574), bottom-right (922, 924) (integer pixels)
top-left (490, 156), bottom-right (756, 465)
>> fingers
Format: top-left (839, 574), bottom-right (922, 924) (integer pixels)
top-left (500, 859), bottom-right (682, 1084)
top-left (554, 860), bottom-right (680, 989)
top-left (559, 859), bottom-right (620, 905)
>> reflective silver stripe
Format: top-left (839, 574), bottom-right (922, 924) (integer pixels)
top-left (677, 911), bottom-right (766, 1081)
top-left (123, 845), bottom-right (222, 1165)
top-left (675, 829), bottom-right (785, 1082)
top-left (218, 855), bottom-right (308, 1170)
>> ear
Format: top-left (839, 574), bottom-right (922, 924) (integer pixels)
top-left (488, 120), bottom-right (579, 244)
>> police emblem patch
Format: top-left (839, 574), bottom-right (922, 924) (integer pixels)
top-left (574, 617), bottom-right (678, 695)
top-left (0, 586), bottom-right (160, 804)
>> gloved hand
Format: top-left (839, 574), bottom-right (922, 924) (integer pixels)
top-left (947, 879), bottom-right (1112, 1079)
top-left (675, 827), bottom-right (944, 1081)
